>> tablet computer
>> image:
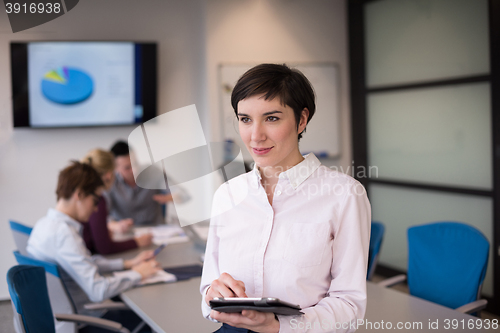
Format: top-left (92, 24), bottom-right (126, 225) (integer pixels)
top-left (209, 297), bottom-right (303, 316)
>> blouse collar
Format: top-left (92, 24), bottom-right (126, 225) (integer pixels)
top-left (252, 153), bottom-right (321, 189)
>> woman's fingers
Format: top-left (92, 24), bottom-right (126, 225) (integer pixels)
top-left (143, 250), bottom-right (155, 259)
top-left (206, 273), bottom-right (248, 306)
top-left (211, 310), bottom-right (270, 327)
top-left (210, 278), bottom-right (237, 298)
top-left (219, 272), bottom-right (247, 297)
top-left (211, 310), bottom-right (245, 325)
top-left (135, 250), bottom-right (153, 263)
top-left (241, 309), bottom-right (257, 319)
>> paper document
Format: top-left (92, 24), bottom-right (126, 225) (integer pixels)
top-left (138, 270), bottom-right (177, 286)
top-left (156, 235), bottom-right (190, 246)
top-left (134, 225), bottom-right (190, 245)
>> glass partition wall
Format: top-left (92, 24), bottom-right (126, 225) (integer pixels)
top-left (349, 0), bottom-right (499, 314)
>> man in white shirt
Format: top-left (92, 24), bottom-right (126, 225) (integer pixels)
top-left (27, 161), bottom-right (161, 321)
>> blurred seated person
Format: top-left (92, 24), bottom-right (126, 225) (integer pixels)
top-left (107, 140), bottom-right (173, 228)
top-left (27, 161), bottom-right (161, 316)
top-left (81, 149), bottom-right (152, 254)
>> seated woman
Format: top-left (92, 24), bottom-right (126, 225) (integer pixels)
top-left (200, 64), bottom-right (371, 333)
top-left (81, 149), bottom-right (152, 254)
top-left (27, 161), bottom-right (161, 314)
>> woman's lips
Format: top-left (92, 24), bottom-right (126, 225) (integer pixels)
top-left (252, 147), bottom-right (273, 155)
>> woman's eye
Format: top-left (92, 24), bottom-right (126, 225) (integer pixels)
top-left (239, 117), bottom-right (250, 123)
top-left (267, 116), bottom-right (279, 122)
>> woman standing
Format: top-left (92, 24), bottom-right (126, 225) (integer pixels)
top-left (200, 64), bottom-right (371, 333)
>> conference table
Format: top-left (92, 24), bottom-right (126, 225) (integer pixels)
top-left (112, 241), bottom-right (493, 333)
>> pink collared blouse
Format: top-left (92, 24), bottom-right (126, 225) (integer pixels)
top-left (200, 154), bottom-right (371, 333)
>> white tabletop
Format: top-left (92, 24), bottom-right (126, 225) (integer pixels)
top-left (118, 242), bottom-right (491, 333)
top-left (359, 283), bottom-right (491, 332)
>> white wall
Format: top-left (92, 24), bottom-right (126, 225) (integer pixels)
top-left (0, 0), bottom-right (349, 299)
top-left (206, 0), bottom-right (352, 170)
top-left (0, 0), bottom-right (207, 299)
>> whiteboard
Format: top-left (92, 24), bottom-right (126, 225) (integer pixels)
top-left (219, 63), bottom-right (341, 160)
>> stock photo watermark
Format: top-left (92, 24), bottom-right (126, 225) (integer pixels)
top-left (3, 0), bottom-right (79, 33)
top-left (289, 318), bottom-right (499, 331)
top-left (126, 105), bottom-right (378, 227)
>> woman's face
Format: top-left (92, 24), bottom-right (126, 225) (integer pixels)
top-left (101, 170), bottom-right (115, 190)
top-left (75, 188), bottom-right (102, 222)
top-left (237, 95), bottom-right (308, 170)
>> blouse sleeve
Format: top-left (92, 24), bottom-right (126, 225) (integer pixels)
top-left (87, 196), bottom-right (138, 255)
top-left (278, 181), bottom-right (371, 333)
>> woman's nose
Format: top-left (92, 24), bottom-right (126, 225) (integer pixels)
top-left (251, 123), bottom-right (266, 142)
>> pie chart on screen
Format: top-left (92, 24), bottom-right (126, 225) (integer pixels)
top-left (41, 67), bottom-right (93, 104)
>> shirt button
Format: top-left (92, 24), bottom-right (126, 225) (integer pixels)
top-left (276, 191), bottom-right (282, 196)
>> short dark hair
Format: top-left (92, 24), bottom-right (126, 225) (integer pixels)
top-left (231, 63), bottom-right (316, 141)
top-left (110, 140), bottom-right (129, 157)
top-left (56, 161), bottom-right (103, 201)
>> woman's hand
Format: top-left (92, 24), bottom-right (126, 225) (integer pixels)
top-left (124, 250), bottom-right (155, 269)
top-left (135, 233), bottom-right (153, 247)
top-left (152, 193), bottom-right (174, 204)
top-left (205, 272), bottom-right (247, 306)
top-left (131, 259), bottom-right (161, 279)
top-left (210, 310), bottom-right (280, 333)
top-left (205, 274), bottom-right (279, 332)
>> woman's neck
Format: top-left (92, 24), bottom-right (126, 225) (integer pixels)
top-left (258, 150), bottom-right (304, 182)
top-left (258, 150), bottom-right (304, 206)
top-left (55, 199), bottom-right (78, 221)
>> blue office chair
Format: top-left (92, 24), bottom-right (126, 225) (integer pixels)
top-left (9, 221), bottom-right (33, 256)
top-left (7, 265), bottom-right (130, 333)
top-left (13, 251), bottom-right (130, 333)
top-left (379, 222), bottom-right (489, 314)
top-left (367, 221), bottom-right (385, 280)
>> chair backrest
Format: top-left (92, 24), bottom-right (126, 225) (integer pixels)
top-left (9, 221), bottom-right (32, 256)
top-left (367, 221), bottom-right (385, 280)
top-left (13, 251), bottom-right (76, 333)
top-left (7, 265), bottom-right (56, 333)
top-left (407, 222), bottom-right (489, 309)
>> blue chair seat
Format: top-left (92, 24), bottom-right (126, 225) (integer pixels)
top-left (7, 264), bottom-right (131, 333)
top-left (9, 221), bottom-right (33, 256)
top-left (407, 222), bottom-right (489, 310)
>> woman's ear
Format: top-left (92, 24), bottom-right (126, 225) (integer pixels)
top-left (72, 189), bottom-right (83, 201)
top-left (298, 108), bottom-right (309, 134)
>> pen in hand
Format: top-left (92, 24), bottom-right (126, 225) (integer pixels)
top-left (153, 243), bottom-right (167, 257)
